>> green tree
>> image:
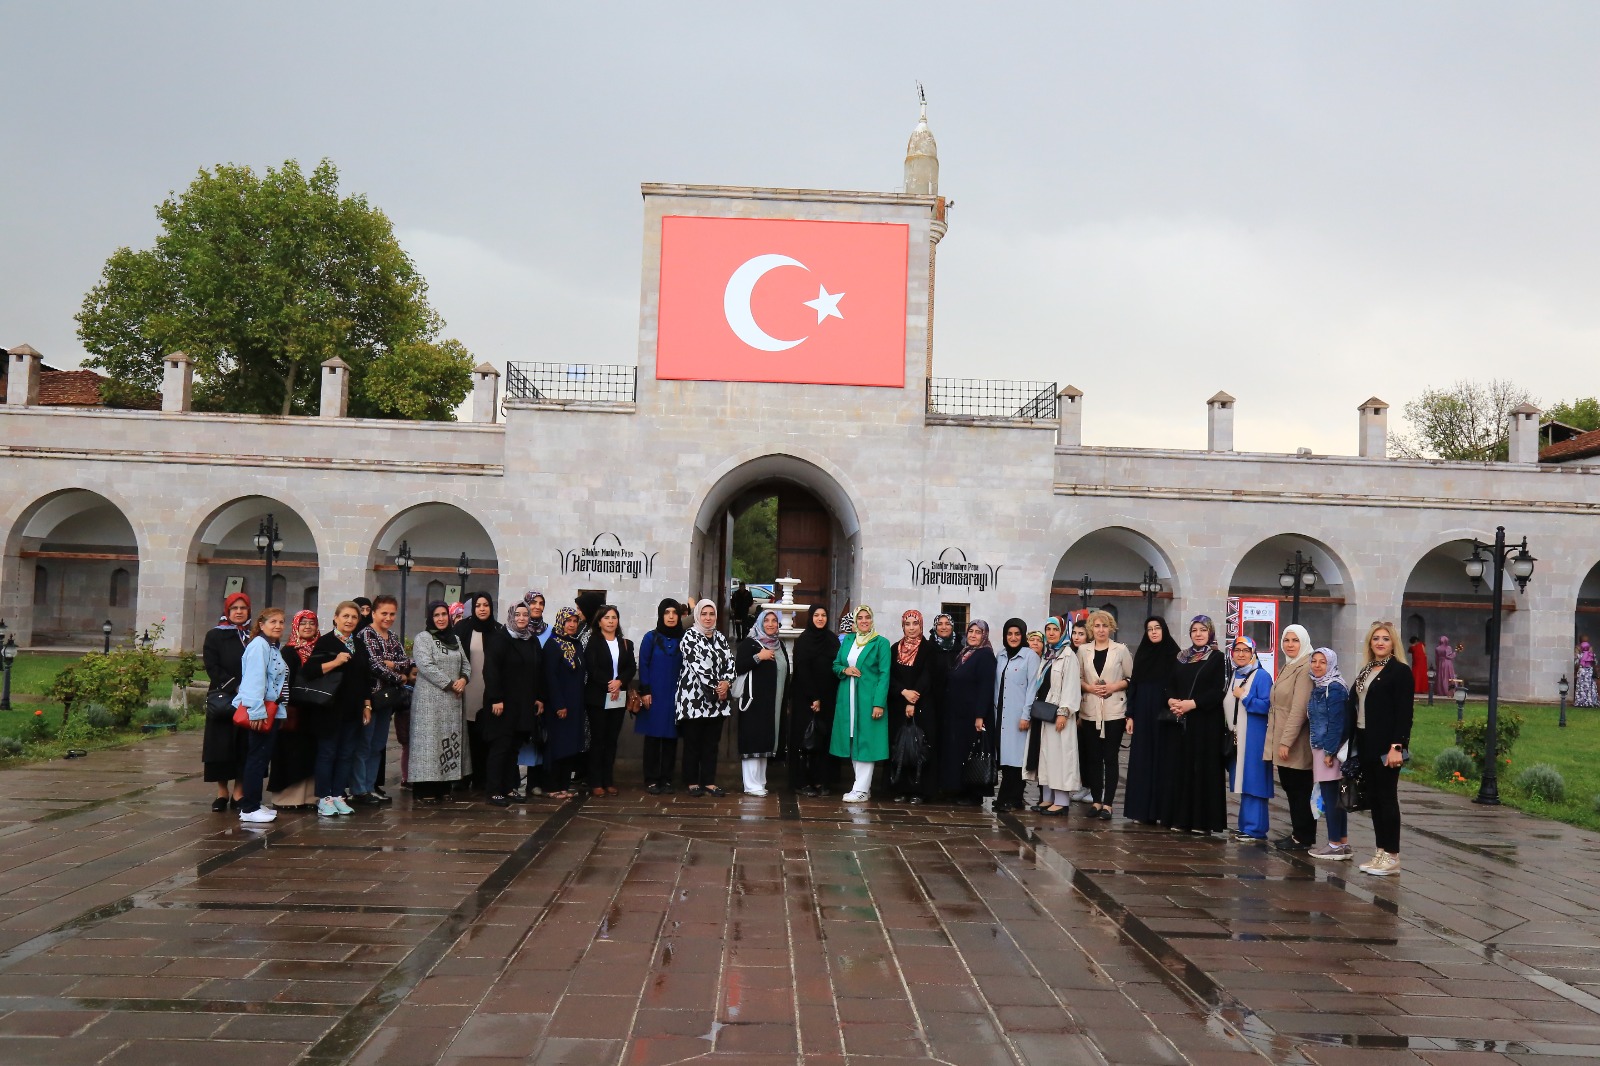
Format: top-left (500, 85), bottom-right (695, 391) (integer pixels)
top-left (1390, 379), bottom-right (1535, 461)
top-left (732, 496), bottom-right (778, 584)
top-left (76, 159), bottom-right (472, 418)
top-left (1546, 397), bottom-right (1600, 432)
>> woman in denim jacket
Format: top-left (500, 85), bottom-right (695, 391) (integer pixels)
top-left (1306, 647), bottom-right (1352, 860)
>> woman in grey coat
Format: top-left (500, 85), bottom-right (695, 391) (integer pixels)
top-left (409, 601), bottom-right (471, 803)
top-left (993, 618), bottom-right (1042, 813)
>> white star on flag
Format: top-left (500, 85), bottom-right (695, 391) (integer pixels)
top-left (803, 285), bottom-right (845, 324)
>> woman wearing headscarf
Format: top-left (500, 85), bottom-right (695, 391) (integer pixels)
top-left (831, 605), bottom-right (891, 802)
top-left (1160, 616), bottom-right (1228, 835)
top-left (202, 591), bottom-right (253, 811)
top-left (1577, 638), bottom-right (1598, 708)
top-left (1123, 616), bottom-right (1180, 825)
top-left (1307, 647), bottom-right (1352, 860)
top-left (888, 610), bottom-right (938, 804)
top-left (481, 600), bottom-right (544, 807)
top-left (582, 605), bottom-right (636, 797)
top-left (410, 601), bottom-right (471, 803)
top-left (992, 618), bottom-right (1042, 813)
top-left (941, 621), bottom-right (998, 805)
top-left (267, 609), bottom-right (322, 810)
top-left (789, 606), bottom-right (839, 797)
top-left (303, 601), bottom-right (372, 817)
top-left (929, 614), bottom-right (959, 657)
top-left (1026, 630), bottom-right (1045, 657)
top-left (1078, 610), bottom-right (1134, 821)
top-left (1223, 636), bottom-right (1273, 842)
top-left (735, 608), bottom-right (788, 796)
top-left (353, 597), bottom-right (374, 633)
top-left (455, 592), bottom-right (497, 792)
top-left (678, 599), bottom-right (736, 797)
top-left (1351, 622), bottom-right (1413, 876)
top-left (1027, 617), bottom-right (1081, 815)
top-left (636, 599), bottom-right (684, 794)
top-left (1268, 622), bottom-right (1316, 852)
top-left (1433, 635), bottom-right (1457, 697)
top-left (543, 607), bottom-right (588, 799)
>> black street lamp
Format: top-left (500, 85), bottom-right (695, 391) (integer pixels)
top-left (1278, 550), bottom-right (1319, 625)
top-left (0, 636), bottom-right (15, 712)
top-left (1078, 574), bottom-right (1095, 614)
top-left (1559, 674), bottom-right (1570, 729)
top-left (1454, 679), bottom-right (1467, 737)
top-left (102, 619), bottom-right (113, 654)
top-left (1463, 526), bottom-right (1536, 806)
top-left (253, 514), bottom-right (284, 608)
top-left (456, 553), bottom-right (471, 602)
top-left (138, 629), bottom-right (153, 651)
top-left (395, 540), bottom-right (415, 640)
top-left (1427, 666), bottom-right (1436, 707)
top-left (1138, 566), bottom-right (1163, 620)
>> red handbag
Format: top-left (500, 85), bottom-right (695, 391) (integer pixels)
top-left (234, 701), bottom-right (278, 728)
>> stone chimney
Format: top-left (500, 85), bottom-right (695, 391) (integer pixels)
top-left (6, 343), bottom-right (42, 406)
top-left (1507, 402), bottom-right (1542, 464)
top-left (1357, 396), bottom-right (1388, 458)
top-left (1057, 384), bottom-right (1083, 447)
top-left (1207, 391), bottom-right (1235, 452)
top-left (319, 357), bottom-right (350, 418)
top-left (161, 352), bottom-right (193, 413)
top-left (472, 362), bottom-right (500, 424)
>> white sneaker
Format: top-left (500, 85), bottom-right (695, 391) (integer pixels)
top-left (332, 796), bottom-right (355, 815)
top-left (842, 791), bottom-right (869, 803)
top-left (1357, 849), bottom-right (1387, 873)
top-left (1364, 851), bottom-right (1400, 876)
top-left (239, 808), bottom-right (276, 823)
top-left (746, 789), bottom-right (769, 797)
top-left (1071, 789), bottom-right (1094, 803)
top-left (317, 797), bottom-right (339, 817)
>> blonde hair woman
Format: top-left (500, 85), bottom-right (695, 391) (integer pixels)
top-left (1352, 622), bottom-right (1413, 876)
top-left (1078, 610), bottom-right (1133, 821)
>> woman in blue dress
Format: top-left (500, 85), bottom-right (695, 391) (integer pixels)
top-left (542, 607), bottom-right (587, 800)
top-left (1225, 636), bottom-right (1274, 842)
top-left (635, 598), bottom-right (684, 794)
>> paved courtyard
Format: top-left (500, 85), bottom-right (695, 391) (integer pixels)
top-left (0, 732), bottom-right (1597, 1065)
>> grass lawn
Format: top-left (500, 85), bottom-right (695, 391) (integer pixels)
top-left (1406, 698), bottom-right (1600, 833)
top-left (0, 650), bottom-right (193, 758)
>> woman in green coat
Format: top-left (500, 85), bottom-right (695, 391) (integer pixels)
top-left (831, 605), bottom-right (891, 802)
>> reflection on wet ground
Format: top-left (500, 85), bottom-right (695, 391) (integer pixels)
top-left (0, 732), bottom-right (1597, 1064)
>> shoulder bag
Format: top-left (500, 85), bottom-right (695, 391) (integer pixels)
top-left (205, 678), bottom-right (238, 721)
top-left (291, 664), bottom-right (342, 708)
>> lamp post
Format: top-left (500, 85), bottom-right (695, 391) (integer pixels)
top-left (1278, 551), bottom-right (1319, 626)
top-left (0, 636), bottom-right (15, 712)
top-left (253, 514), bottom-right (284, 608)
top-left (1559, 674), bottom-right (1570, 729)
top-left (395, 540), bottom-right (415, 640)
top-left (1454, 679), bottom-right (1467, 746)
top-left (1463, 526), bottom-right (1535, 806)
top-left (1138, 566), bottom-right (1162, 620)
top-left (102, 619), bottom-right (113, 654)
top-left (1078, 574), bottom-right (1095, 614)
top-left (456, 553), bottom-right (471, 602)
top-left (138, 629), bottom-right (153, 651)
top-left (1427, 666), bottom-right (1436, 707)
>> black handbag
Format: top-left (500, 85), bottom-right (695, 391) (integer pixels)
top-left (372, 684), bottom-right (410, 715)
top-left (801, 714), bottom-right (826, 752)
top-left (961, 739), bottom-right (997, 791)
top-left (1029, 697), bottom-right (1059, 722)
top-left (891, 720), bottom-right (930, 789)
top-left (205, 679), bottom-right (238, 721)
top-left (1338, 752), bottom-right (1367, 811)
top-left (291, 666), bottom-right (342, 708)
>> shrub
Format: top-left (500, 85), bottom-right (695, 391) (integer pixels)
top-left (1433, 747), bottom-right (1474, 781)
top-left (47, 636), bottom-right (167, 729)
top-left (0, 736), bottom-right (24, 758)
top-left (24, 710), bottom-right (49, 742)
top-left (1514, 763), bottom-right (1565, 804)
top-left (1458, 713), bottom-right (1523, 775)
top-left (82, 704), bottom-right (117, 731)
top-left (144, 705), bottom-right (178, 726)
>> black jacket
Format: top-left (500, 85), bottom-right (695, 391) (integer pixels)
top-left (302, 632), bottom-right (372, 737)
top-left (482, 629), bottom-right (545, 739)
top-left (1350, 659), bottom-right (1414, 763)
top-left (582, 632), bottom-right (637, 707)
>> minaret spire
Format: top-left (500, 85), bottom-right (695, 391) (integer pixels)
top-left (904, 84), bottom-right (938, 196)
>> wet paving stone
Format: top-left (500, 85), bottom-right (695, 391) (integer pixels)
top-left (1, 736), bottom-right (1599, 1062)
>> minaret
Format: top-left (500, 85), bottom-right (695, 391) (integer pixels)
top-left (904, 86), bottom-right (939, 196)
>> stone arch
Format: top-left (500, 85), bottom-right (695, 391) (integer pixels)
top-left (368, 502), bottom-right (502, 638)
top-left (1577, 558), bottom-right (1600, 650)
top-left (688, 452), bottom-right (862, 623)
top-left (1400, 533), bottom-right (1499, 691)
top-left (1226, 532), bottom-right (1359, 665)
top-left (1, 487), bottom-right (143, 647)
top-left (1047, 524), bottom-right (1181, 625)
top-left (183, 494), bottom-right (324, 647)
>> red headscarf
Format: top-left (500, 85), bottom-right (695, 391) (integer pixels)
top-left (288, 610), bottom-right (319, 664)
top-left (217, 592), bottom-right (252, 643)
top-left (896, 610), bottom-right (924, 666)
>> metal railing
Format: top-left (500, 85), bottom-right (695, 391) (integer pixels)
top-left (927, 378), bottom-right (1057, 420)
top-left (505, 362), bottom-right (637, 404)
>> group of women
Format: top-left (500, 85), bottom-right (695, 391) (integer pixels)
top-left (203, 587), bottom-right (1414, 874)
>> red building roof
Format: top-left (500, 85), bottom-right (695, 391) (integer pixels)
top-left (1540, 426), bottom-right (1600, 464)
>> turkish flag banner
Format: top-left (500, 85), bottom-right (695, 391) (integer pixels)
top-left (656, 215), bottom-right (909, 387)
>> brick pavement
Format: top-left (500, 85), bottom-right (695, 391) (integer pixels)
top-left (0, 732), bottom-right (1595, 1064)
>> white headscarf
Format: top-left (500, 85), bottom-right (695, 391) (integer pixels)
top-left (1280, 623), bottom-right (1313, 666)
top-left (692, 598), bottom-right (719, 637)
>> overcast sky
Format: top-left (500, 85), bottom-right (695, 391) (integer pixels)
top-left (4, 3), bottom-right (1598, 452)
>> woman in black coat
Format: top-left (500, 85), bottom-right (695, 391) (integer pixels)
top-left (302, 600), bottom-right (373, 815)
top-left (888, 610), bottom-right (938, 804)
top-left (1161, 616), bottom-right (1228, 834)
top-left (581, 605), bottom-right (636, 796)
top-left (481, 601), bottom-right (545, 806)
top-left (1349, 622), bottom-right (1414, 876)
top-left (202, 592), bottom-right (253, 811)
top-left (1123, 616), bottom-right (1181, 824)
top-left (788, 606), bottom-right (839, 796)
top-left (940, 621), bottom-right (998, 804)
top-left (735, 609), bottom-right (789, 797)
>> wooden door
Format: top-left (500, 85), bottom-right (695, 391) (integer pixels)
top-left (775, 486), bottom-right (831, 608)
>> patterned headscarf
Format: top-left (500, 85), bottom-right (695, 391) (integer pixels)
top-left (523, 590), bottom-right (548, 637)
top-left (549, 607), bottom-right (581, 667)
top-left (1230, 636), bottom-right (1259, 681)
top-left (839, 618), bottom-right (854, 635)
top-left (426, 601), bottom-right (461, 650)
top-left (1581, 641), bottom-right (1595, 669)
top-left (896, 610), bottom-right (924, 666)
top-left (751, 608), bottom-right (782, 651)
top-left (287, 610), bottom-right (319, 664)
top-left (1312, 646), bottom-right (1345, 691)
top-left (448, 601), bottom-right (467, 626)
top-left (505, 601), bottom-right (534, 641)
top-left (1041, 617), bottom-right (1070, 665)
top-left (930, 613), bottom-right (957, 653)
top-left (1177, 615), bottom-right (1216, 664)
top-left (853, 606), bottom-right (876, 647)
top-left (957, 620), bottom-right (992, 667)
